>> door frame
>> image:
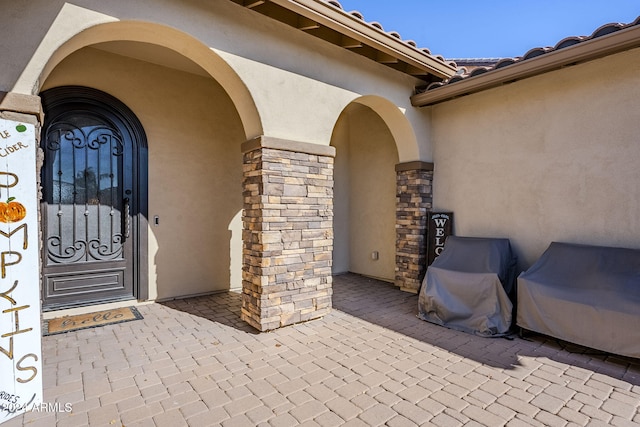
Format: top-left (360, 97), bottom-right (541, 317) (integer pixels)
top-left (40, 86), bottom-right (149, 308)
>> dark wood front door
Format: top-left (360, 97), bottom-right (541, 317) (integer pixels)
top-left (40, 87), bottom-right (147, 311)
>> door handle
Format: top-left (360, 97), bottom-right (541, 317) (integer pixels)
top-left (123, 197), bottom-right (130, 239)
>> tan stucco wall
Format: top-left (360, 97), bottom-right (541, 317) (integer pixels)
top-left (42, 47), bottom-right (246, 300)
top-left (2, 0), bottom-right (435, 306)
top-left (1, 0), bottom-right (432, 162)
top-left (333, 103), bottom-right (398, 281)
top-left (431, 48), bottom-right (640, 270)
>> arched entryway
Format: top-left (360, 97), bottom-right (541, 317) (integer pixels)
top-left (37, 22), bottom-right (258, 306)
top-left (331, 97), bottom-right (414, 282)
top-left (331, 96), bottom-right (431, 292)
top-left (40, 86), bottom-right (148, 310)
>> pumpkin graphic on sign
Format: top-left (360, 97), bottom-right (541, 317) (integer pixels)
top-left (0, 197), bottom-right (27, 223)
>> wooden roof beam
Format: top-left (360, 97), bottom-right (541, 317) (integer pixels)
top-left (243, 0), bottom-right (265, 8)
top-left (340, 35), bottom-right (362, 49)
top-left (297, 16), bottom-right (320, 30)
top-left (376, 51), bottom-right (398, 64)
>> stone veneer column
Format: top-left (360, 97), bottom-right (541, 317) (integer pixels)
top-left (395, 161), bottom-right (434, 293)
top-left (241, 136), bottom-right (335, 331)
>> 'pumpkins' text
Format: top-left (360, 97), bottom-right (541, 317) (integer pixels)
top-left (0, 170), bottom-right (38, 383)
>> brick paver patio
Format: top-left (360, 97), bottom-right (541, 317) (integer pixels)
top-left (4, 274), bottom-right (640, 426)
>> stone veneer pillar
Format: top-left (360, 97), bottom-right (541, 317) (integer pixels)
top-left (395, 161), bottom-right (434, 293)
top-left (241, 136), bottom-right (335, 331)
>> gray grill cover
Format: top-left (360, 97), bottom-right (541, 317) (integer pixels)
top-left (517, 242), bottom-right (640, 358)
top-left (418, 236), bottom-right (517, 337)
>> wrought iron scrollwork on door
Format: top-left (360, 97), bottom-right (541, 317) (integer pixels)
top-left (44, 118), bottom-right (126, 265)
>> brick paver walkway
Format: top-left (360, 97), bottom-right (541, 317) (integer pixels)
top-left (4, 274), bottom-right (640, 426)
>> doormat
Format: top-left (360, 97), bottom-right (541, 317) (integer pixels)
top-left (44, 307), bottom-right (143, 335)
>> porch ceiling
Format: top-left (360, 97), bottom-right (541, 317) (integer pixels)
top-left (229, 0), bottom-right (457, 83)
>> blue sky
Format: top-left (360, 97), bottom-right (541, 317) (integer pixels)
top-left (335, 0), bottom-right (639, 58)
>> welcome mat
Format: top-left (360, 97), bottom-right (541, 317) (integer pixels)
top-left (44, 307), bottom-right (143, 335)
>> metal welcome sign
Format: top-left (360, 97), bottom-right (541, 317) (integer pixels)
top-left (427, 212), bottom-right (454, 266)
top-left (0, 118), bottom-right (43, 423)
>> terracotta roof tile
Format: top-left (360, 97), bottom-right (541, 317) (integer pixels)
top-left (418, 16), bottom-right (640, 94)
top-left (322, 0), bottom-right (456, 69)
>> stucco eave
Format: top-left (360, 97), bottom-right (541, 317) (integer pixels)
top-left (411, 23), bottom-right (640, 107)
top-left (244, 0), bottom-right (457, 80)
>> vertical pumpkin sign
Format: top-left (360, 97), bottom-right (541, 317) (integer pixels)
top-left (0, 118), bottom-right (43, 423)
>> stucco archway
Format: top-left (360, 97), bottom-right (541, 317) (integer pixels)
top-left (37, 20), bottom-right (257, 303)
top-left (26, 20), bottom-right (262, 140)
top-left (331, 96), bottom-right (416, 282)
top-left (351, 95), bottom-right (420, 162)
